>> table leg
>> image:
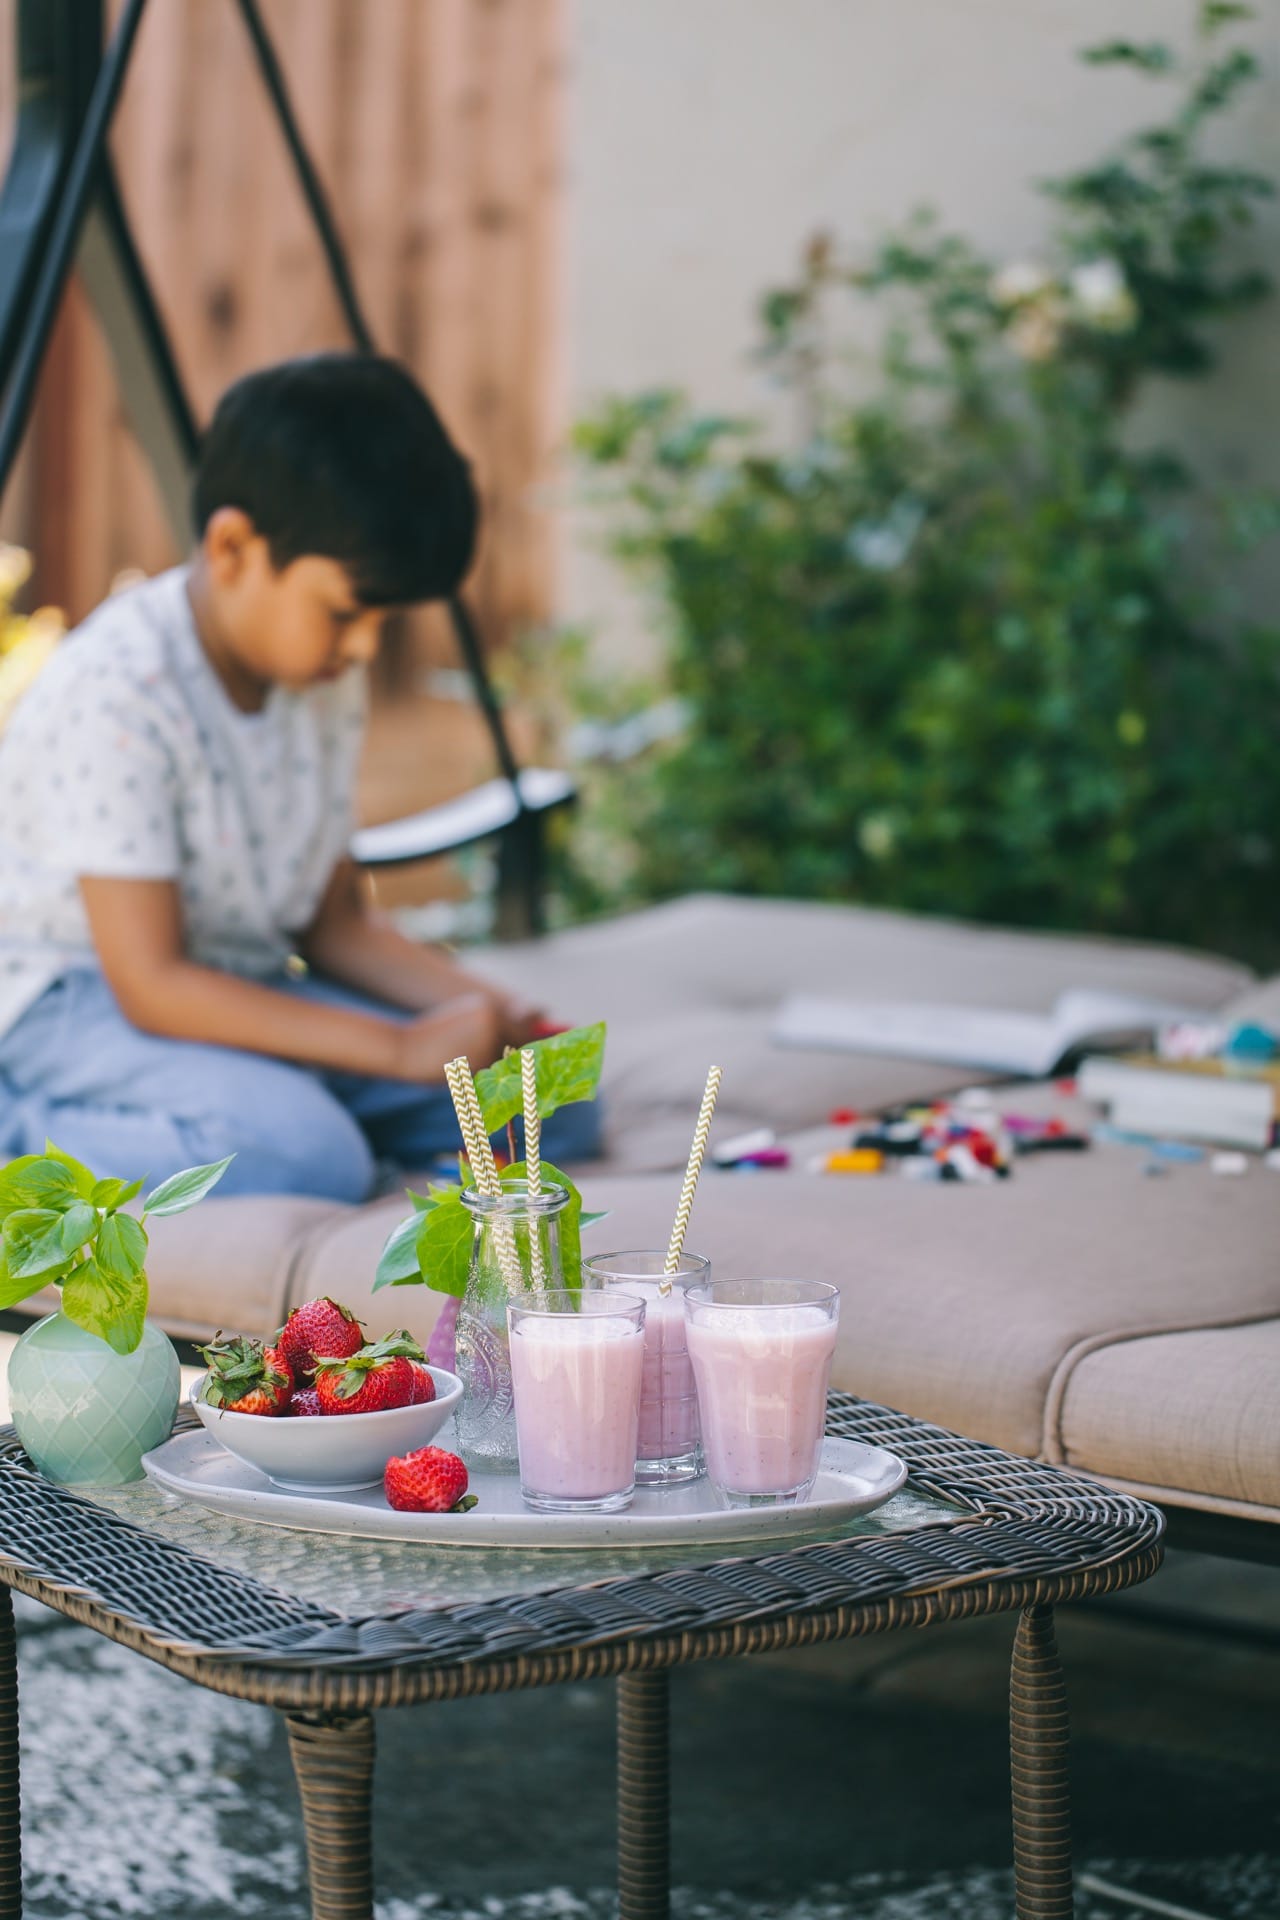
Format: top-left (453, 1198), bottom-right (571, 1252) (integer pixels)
top-left (0, 1587), bottom-right (18, 1919)
top-left (617, 1669), bottom-right (670, 1920)
top-left (1010, 1603), bottom-right (1073, 1920)
top-left (285, 1711), bottom-right (375, 1920)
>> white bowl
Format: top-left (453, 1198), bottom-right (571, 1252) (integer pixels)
top-left (189, 1368), bottom-right (463, 1492)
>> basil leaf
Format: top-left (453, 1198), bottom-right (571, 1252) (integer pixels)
top-left (0, 1236), bottom-right (48, 1311)
top-left (474, 1023), bottom-right (606, 1134)
top-left (415, 1190), bottom-right (475, 1298)
top-left (0, 1157), bottom-right (79, 1216)
top-left (90, 1176), bottom-right (145, 1211)
top-left (2, 1209), bottom-right (73, 1282)
top-left (43, 1144), bottom-right (97, 1200)
top-left (142, 1156), bottom-right (233, 1218)
top-left (374, 1212), bottom-right (424, 1291)
top-left (57, 1202), bottom-right (100, 1257)
top-left (61, 1254), bottom-right (148, 1356)
top-left (96, 1211), bottom-right (148, 1282)
top-left (507, 1161), bottom-right (586, 1290)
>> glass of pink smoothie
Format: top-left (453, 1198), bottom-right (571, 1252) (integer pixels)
top-left (581, 1250), bottom-right (709, 1486)
top-left (683, 1279), bottom-right (840, 1507)
top-left (508, 1289), bottom-right (646, 1513)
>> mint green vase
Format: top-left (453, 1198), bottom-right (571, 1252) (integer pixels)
top-left (7, 1311), bottom-right (180, 1486)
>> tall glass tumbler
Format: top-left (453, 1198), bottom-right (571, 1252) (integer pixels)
top-left (683, 1278), bottom-right (840, 1507)
top-left (508, 1289), bottom-right (646, 1514)
top-left (581, 1250), bottom-right (709, 1485)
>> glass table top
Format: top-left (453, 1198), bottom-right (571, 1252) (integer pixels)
top-left (78, 1473), bottom-right (966, 1620)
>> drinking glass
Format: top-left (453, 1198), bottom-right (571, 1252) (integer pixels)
top-left (581, 1250), bottom-right (709, 1485)
top-left (508, 1288), bottom-right (646, 1513)
top-left (683, 1278), bottom-right (840, 1507)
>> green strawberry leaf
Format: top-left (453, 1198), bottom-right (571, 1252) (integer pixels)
top-left (142, 1156), bottom-right (233, 1218)
top-left (2, 1208), bottom-right (74, 1282)
top-left (473, 1022), bottom-right (606, 1133)
top-left (0, 1156), bottom-right (80, 1217)
top-left (61, 1254), bottom-right (148, 1356)
top-left (90, 1175), bottom-right (145, 1211)
top-left (96, 1211), bottom-right (149, 1282)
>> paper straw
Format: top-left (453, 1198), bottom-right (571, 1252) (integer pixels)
top-left (444, 1059), bottom-right (500, 1194)
top-left (520, 1048), bottom-right (546, 1286)
top-left (663, 1065), bottom-right (722, 1289)
top-left (446, 1057), bottom-right (522, 1294)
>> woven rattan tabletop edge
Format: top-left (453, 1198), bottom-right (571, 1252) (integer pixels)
top-left (0, 1397), bottom-right (1164, 1701)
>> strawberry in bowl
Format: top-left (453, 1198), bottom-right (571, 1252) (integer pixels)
top-left (278, 1297), bottom-right (364, 1384)
top-left (191, 1325), bottom-right (461, 1493)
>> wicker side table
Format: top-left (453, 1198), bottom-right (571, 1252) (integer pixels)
top-left (0, 1395), bottom-right (1162, 1920)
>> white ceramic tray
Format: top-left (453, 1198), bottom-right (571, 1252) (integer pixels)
top-left (141, 1430), bottom-right (908, 1548)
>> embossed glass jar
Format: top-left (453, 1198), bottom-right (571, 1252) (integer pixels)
top-left (453, 1181), bottom-right (569, 1473)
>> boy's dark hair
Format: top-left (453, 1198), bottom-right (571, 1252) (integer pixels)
top-left (192, 354), bottom-right (478, 605)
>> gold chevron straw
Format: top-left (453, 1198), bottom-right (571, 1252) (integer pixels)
top-left (444, 1059), bottom-right (500, 1194)
top-left (520, 1048), bottom-right (546, 1286)
top-left (446, 1057), bottom-right (522, 1293)
top-left (662, 1064), bottom-right (722, 1291)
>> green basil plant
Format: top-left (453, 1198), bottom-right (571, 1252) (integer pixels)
top-left (0, 1145), bottom-right (232, 1354)
top-left (374, 1022), bottom-right (606, 1298)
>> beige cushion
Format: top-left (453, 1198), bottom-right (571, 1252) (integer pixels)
top-left (470, 895), bottom-right (1251, 1169)
top-left (275, 1146), bottom-right (1279, 1476)
top-left (1056, 1319), bottom-right (1280, 1515)
top-left (123, 1197), bottom-right (342, 1342)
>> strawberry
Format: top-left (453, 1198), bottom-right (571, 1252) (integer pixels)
top-left (314, 1330), bottom-right (425, 1416)
top-left (384, 1446), bottom-right (472, 1513)
top-left (277, 1297), bottom-right (363, 1384)
top-left (409, 1362), bottom-right (436, 1405)
top-left (290, 1387), bottom-right (323, 1418)
top-left (199, 1334), bottom-right (293, 1416)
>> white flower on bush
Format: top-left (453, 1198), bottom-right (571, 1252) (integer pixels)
top-left (1007, 304), bottom-right (1063, 363)
top-left (858, 813), bottom-right (897, 861)
top-left (1069, 257), bottom-right (1138, 332)
top-left (990, 261), bottom-right (1055, 307)
top-left (845, 497), bottom-right (925, 572)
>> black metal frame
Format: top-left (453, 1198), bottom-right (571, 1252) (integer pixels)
top-left (0, 0), bottom-right (566, 936)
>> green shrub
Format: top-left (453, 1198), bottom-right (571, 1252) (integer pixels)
top-left (562, 5), bottom-right (1280, 962)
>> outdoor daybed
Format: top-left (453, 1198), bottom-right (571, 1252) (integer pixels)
top-left (30, 895), bottom-right (1280, 1539)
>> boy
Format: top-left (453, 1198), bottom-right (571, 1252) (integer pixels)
top-left (0, 354), bottom-right (598, 1199)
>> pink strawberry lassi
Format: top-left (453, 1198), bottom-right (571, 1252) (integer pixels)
top-left (582, 1252), bottom-right (709, 1484)
top-left (508, 1290), bottom-right (646, 1512)
top-left (684, 1280), bottom-right (840, 1505)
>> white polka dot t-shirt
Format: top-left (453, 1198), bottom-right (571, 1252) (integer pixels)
top-left (0, 565), bottom-right (367, 1038)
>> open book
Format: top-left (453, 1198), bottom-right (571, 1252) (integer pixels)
top-left (772, 988), bottom-right (1199, 1079)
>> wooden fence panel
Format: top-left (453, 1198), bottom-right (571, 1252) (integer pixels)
top-left (0, 0), bottom-right (564, 660)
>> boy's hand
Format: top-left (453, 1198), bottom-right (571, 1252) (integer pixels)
top-left (397, 994), bottom-right (503, 1083)
top-left (491, 992), bottom-right (549, 1052)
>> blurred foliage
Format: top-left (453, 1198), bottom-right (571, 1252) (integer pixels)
top-left (552, 6), bottom-right (1280, 960)
top-left (0, 547), bottom-right (62, 734)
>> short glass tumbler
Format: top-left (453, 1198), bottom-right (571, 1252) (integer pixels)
top-left (508, 1289), bottom-right (646, 1514)
top-left (581, 1250), bottom-right (709, 1485)
top-left (683, 1278), bottom-right (840, 1508)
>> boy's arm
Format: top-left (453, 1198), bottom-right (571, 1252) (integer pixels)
top-left (299, 861), bottom-right (544, 1042)
top-left (79, 875), bottom-right (501, 1080)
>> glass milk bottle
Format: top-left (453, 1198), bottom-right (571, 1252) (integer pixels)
top-left (454, 1180), bottom-right (569, 1472)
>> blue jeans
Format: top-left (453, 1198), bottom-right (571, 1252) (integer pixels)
top-left (0, 969), bottom-right (602, 1202)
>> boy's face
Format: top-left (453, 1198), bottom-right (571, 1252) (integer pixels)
top-left (202, 509), bottom-right (391, 689)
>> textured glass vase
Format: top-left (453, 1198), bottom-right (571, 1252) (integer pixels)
top-left (8, 1310), bottom-right (180, 1486)
top-left (454, 1181), bottom-right (568, 1474)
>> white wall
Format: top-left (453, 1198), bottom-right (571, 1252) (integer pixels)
top-left (562, 0), bottom-right (1280, 662)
